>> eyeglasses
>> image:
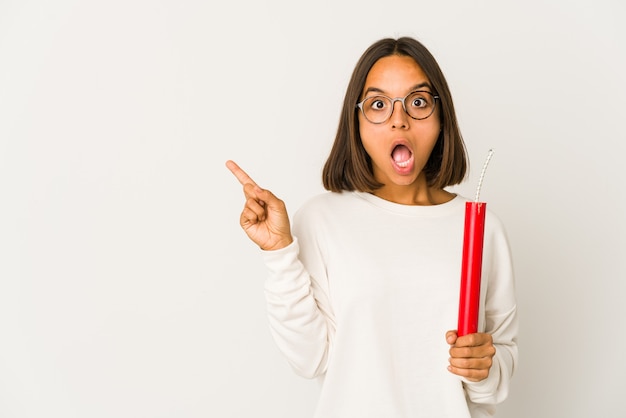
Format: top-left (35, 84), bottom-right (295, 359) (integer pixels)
top-left (356, 90), bottom-right (439, 124)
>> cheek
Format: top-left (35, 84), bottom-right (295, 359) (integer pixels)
top-left (417, 119), bottom-right (442, 146)
top-left (358, 125), bottom-right (386, 159)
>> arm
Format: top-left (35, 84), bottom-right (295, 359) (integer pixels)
top-left (263, 238), bottom-right (334, 378)
top-left (226, 161), bottom-right (333, 378)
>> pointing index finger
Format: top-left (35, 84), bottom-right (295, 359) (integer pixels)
top-left (225, 160), bottom-right (258, 187)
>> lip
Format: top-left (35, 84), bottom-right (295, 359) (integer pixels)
top-left (389, 139), bottom-right (415, 175)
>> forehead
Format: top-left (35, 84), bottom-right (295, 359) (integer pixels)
top-left (363, 55), bottom-right (430, 94)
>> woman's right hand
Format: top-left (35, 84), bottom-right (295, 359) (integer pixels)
top-left (226, 160), bottom-right (293, 251)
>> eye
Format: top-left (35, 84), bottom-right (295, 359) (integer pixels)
top-left (410, 96), bottom-right (428, 108)
top-left (368, 97), bottom-right (388, 111)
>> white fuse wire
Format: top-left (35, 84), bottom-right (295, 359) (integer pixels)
top-left (475, 149), bottom-right (494, 202)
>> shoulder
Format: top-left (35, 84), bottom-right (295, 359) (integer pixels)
top-left (484, 205), bottom-right (508, 239)
top-left (291, 192), bottom-right (361, 241)
top-left (294, 191), bottom-right (358, 220)
top-left (481, 204), bottom-right (512, 255)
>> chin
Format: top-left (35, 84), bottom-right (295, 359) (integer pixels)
top-left (390, 175), bottom-right (420, 187)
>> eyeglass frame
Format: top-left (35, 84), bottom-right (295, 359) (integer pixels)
top-left (355, 90), bottom-right (440, 124)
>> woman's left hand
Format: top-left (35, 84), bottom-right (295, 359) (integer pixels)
top-left (445, 330), bottom-right (496, 382)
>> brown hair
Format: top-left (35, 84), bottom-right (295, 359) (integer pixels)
top-left (322, 37), bottom-right (468, 192)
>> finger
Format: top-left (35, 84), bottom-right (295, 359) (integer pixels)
top-left (449, 343), bottom-right (495, 360)
top-left (453, 332), bottom-right (490, 348)
top-left (243, 197), bottom-right (268, 222)
top-left (244, 183), bottom-right (286, 211)
top-left (226, 160), bottom-right (258, 187)
top-left (446, 330), bottom-right (458, 345)
top-left (447, 363), bottom-right (490, 382)
top-left (449, 354), bottom-right (492, 369)
top-left (241, 207), bottom-right (262, 227)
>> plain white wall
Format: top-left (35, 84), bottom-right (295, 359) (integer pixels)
top-left (1, 0), bottom-right (624, 417)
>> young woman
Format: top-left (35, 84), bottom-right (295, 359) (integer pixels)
top-left (227, 36), bottom-right (518, 418)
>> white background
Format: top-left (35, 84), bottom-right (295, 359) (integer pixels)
top-left (1, 0), bottom-right (624, 417)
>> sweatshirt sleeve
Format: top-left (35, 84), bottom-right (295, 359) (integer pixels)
top-left (463, 212), bottom-right (519, 408)
top-left (262, 236), bottom-right (335, 379)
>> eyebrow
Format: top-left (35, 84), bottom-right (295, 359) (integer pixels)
top-left (363, 82), bottom-right (433, 96)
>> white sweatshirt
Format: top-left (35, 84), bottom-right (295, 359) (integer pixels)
top-left (262, 191), bottom-right (518, 418)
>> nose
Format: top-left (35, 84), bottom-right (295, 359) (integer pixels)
top-left (390, 98), bottom-right (409, 129)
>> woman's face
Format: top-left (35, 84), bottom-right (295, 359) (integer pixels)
top-left (358, 55), bottom-right (441, 196)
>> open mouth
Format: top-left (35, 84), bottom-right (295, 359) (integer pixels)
top-left (391, 144), bottom-right (414, 169)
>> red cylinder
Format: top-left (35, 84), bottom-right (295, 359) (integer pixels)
top-left (457, 201), bottom-right (486, 337)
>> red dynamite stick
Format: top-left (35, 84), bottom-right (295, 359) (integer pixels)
top-left (457, 201), bottom-right (486, 336)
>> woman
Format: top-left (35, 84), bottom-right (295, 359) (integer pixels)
top-left (227, 36), bottom-right (518, 417)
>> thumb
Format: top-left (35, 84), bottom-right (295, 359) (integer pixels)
top-left (242, 183), bottom-right (271, 203)
top-left (252, 186), bottom-right (286, 211)
top-left (446, 330), bottom-right (458, 345)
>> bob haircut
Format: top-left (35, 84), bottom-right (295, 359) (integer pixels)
top-left (322, 37), bottom-right (468, 192)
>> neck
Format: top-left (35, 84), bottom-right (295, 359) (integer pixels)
top-left (371, 181), bottom-right (454, 206)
